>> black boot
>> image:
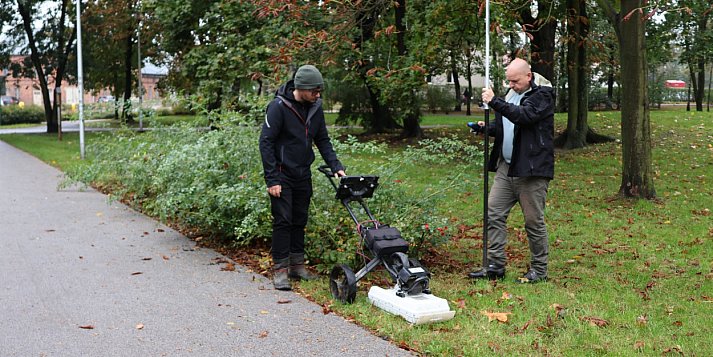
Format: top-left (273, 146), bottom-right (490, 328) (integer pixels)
top-left (468, 264), bottom-right (505, 280)
top-left (272, 258), bottom-right (292, 291)
top-left (288, 253), bottom-right (318, 281)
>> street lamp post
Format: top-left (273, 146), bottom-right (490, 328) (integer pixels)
top-left (137, 4), bottom-right (143, 131)
top-left (76, 0), bottom-right (85, 159)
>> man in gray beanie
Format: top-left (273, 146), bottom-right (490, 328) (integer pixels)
top-left (259, 65), bottom-right (345, 290)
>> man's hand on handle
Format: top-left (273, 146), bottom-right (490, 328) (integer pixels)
top-left (481, 87), bottom-right (494, 104)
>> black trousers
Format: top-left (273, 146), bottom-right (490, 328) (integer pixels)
top-left (269, 178), bottom-right (312, 260)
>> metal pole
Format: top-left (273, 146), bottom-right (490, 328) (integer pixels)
top-left (137, 4), bottom-right (143, 131)
top-left (56, 87), bottom-right (62, 141)
top-left (481, 0), bottom-right (491, 269)
top-left (76, 0), bottom-right (85, 159)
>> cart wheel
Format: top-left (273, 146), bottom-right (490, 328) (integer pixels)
top-left (329, 264), bottom-right (357, 304)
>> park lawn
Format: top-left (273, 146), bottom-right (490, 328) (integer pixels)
top-left (305, 108), bottom-right (713, 356)
top-left (2, 109), bottom-right (711, 356)
top-left (0, 132), bottom-right (96, 172)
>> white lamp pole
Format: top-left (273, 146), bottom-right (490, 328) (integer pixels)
top-left (137, 3), bottom-right (143, 131)
top-left (76, 0), bottom-right (85, 159)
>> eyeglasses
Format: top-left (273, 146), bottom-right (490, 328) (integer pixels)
top-left (309, 88), bottom-right (322, 95)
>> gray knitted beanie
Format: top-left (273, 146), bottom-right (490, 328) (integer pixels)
top-left (294, 65), bottom-right (323, 89)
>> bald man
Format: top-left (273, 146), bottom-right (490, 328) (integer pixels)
top-left (468, 58), bottom-right (555, 283)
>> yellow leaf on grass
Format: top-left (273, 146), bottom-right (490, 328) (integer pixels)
top-left (481, 310), bottom-right (511, 323)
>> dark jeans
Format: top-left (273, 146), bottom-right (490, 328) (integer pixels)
top-left (270, 178), bottom-right (312, 260)
top-left (487, 160), bottom-right (550, 276)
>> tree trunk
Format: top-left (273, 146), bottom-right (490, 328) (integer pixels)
top-left (395, 0), bottom-right (422, 138)
top-left (451, 51), bottom-right (462, 112)
top-left (17, 2), bottom-right (54, 132)
top-left (556, 0), bottom-right (614, 148)
top-left (466, 45), bottom-right (472, 116)
top-left (364, 80), bottom-right (396, 132)
top-left (695, 58), bottom-right (704, 111)
top-left (122, 32), bottom-right (135, 122)
top-left (519, 1), bottom-right (557, 81)
top-left (355, 3), bottom-right (397, 132)
top-left (693, 14), bottom-right (708, 111)
top-left (613, 0), bottom-right (656, 199)
top-left (606, 48), bottom-right (616, 110)
top-left (560, 0), bottom-right (589, 149)
top-left (706, 65), bottom-right (713, 112)
top-left (556, 41), bottom-right (568, 112)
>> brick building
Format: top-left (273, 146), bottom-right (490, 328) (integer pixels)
top-left (1, 55), bottom-right (165, 106)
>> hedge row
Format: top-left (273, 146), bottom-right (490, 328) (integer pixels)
top-left (0, 106), bottom-right (45, 125)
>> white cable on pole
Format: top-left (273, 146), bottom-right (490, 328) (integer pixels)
top-left (76, 0), bottom-right (85, 159)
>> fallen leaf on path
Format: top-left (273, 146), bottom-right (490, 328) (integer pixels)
top-left (142, 257), bottom-right (152, 261)
top-left (481, 310), bottom-right (511, 323)
top-left (131, 272), bottom-right (143, 276)
top-left (277, 299), bottom-right (292, 304)
top-left (79, 325), bottom-right (95, 329)
top-left (157, 228), bottom-right (165, 232)
top-left (135, 323), bottom-right (144, 330)
top-left (162, 255), bottom-right (170, 260)
top-left (221, 263), bottom-right (236, 271)
top-left (260, 310), bottom-right (269, 314)
top-left (258, 331), bottom-right (269, 338)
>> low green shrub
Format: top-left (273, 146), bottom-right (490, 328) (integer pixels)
top-left (63, 98), bottom-right (483, 272)
top-left (0, 105), bottom-right (45, 125)
top-left (423, 85), bottom-right (457, 114)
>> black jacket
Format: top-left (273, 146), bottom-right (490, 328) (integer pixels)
top-left (259, 80), bottom-right (344, 187)
top-left (484, 78), bottom-right (555, 179)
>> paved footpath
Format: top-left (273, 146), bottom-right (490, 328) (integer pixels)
top-left (0, 140), bottom-right (413, 356)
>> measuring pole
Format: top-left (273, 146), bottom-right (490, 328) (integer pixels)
top-left (481, 0), bottom-right (491, 269)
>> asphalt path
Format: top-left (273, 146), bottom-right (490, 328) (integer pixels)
top-left (0, 140), bottom-right (413, 356)
top-left (0, 120), bottom-right (114, 134)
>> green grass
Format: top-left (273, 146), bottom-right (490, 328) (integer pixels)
top-left (2, 109), bottom-right (712, 356)
top-left (325, 111), bottom-right (485, 127)
top-left (0, 132), bottom-right (97, 171)
top-left (81, 114), bottom-right (208, 128)
top-left (0, 122), bottom-right (42, 129)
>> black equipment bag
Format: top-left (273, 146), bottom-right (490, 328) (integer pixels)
top-left (363, 226), bottom-right (409, 257)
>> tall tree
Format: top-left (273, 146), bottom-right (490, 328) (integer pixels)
top-left (518, 0), bottom-right (558, 81)
top-left (3, 0), bottom-right (77, 133)
top-left (149, 0), bottom-right (289, 112)
top-left (84, 0), bottom-right (150, 120)
top-left (597, 0), bottom-right (656, 199)
top-left (556, 0), bottom-right (614, 149)
top-left (668, 2), bottom-right (712, 111)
